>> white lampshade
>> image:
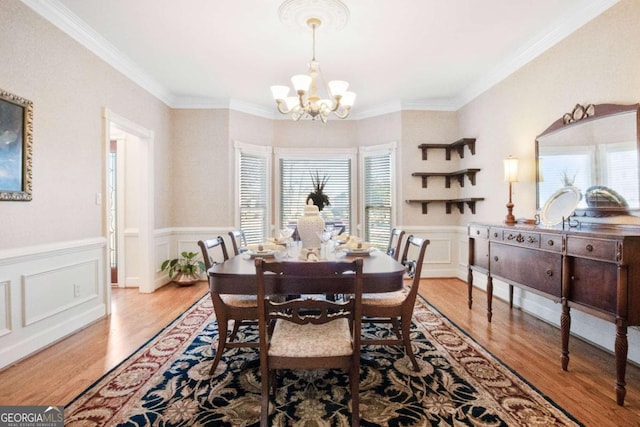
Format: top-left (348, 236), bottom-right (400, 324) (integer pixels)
top-left (503, 156), bottom-right (519, 183)
top-left (341, 91), bottom-right (356, 107)
top-left (270, 85), bottom-right (290, 101)
top-left (291, 74), bottom-right (312, 93)
top-left (284, 96), bottom-right (299, 110)
top-left (328, 80), bottom-right (349, 97)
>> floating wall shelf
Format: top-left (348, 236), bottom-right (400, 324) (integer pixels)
top-left (418, 138), bottom-right (476, 160)
top-left (406, 198), bottom-right (485, 214)
top-left (411, 138), bottom-right (482, 215)
top-left (412, 168), bottom-right (480, 188)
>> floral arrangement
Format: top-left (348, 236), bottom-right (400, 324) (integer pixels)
top-left (307, 171), bottom-right (330, 211)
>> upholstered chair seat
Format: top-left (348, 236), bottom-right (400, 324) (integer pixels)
top-left (269, 318), bottom-right (353, 358)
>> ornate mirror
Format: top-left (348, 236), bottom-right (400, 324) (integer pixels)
top-left (536, 103), bottom-right (640, 221)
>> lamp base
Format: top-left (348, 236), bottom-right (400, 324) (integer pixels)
top-left (505, 201), bottom-right (516, 225)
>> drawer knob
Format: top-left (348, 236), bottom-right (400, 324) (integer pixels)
top-left (493, 232), bottom-right (498, 238)
top-left (546, 269), bottom-right (553, 277)
top-left (547, 240), bottom-right (554, 246)
top-left (476, 229), bottom-right (480, 235)
top-left (586, 244), bottom-right (594, 252)
top-left (494, 256), bottom-right (499, 262)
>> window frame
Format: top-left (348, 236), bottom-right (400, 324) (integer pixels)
top-left (274, 147), bottom-right (357, 232)
top-left (234, 141), bottom-right (272, 244)
top-left (359, 142), bottom-right (398, 247)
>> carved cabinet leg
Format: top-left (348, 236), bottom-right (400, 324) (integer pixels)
top-left (560, 301), bottom-right (570, 371)
top-left (615, 323), bottom-right (628, 406)
top-left (486, 275), bottom-right (493, 322)
top-left (467, 268), bottom-right (473, 309)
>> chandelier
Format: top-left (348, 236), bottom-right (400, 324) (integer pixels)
top-left (270, 17), bottom-right (356, 123)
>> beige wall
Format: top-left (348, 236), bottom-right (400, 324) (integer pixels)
top-left (458, 0), bottom-right (640, 224)
top-left (170, 109), bottom-right (230, 227)
top-left (3, 0), bottom-right (640, 246)
top-left (0, 1), bottom-right (172, 250)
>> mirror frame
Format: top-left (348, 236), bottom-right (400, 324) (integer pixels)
top-left (536, 103), bottom-right (640, 218)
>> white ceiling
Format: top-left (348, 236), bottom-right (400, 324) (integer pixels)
top-left (23, 0), bottom-right (619, 119)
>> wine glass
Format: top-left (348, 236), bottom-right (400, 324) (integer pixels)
top-left (316, 230), bottom-right (333, 259)
top-left (279, 227), bottom-right (295, 258)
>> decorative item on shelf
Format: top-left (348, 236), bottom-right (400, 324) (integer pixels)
top-left (270, 0), bottom-right (355, 123)
top-left (160, 251), bottom-right (205, 286)
top-left (307, 171), bottom-right (330, 211)
top-left (503, 156), bottom-right (519, 225)
top-left (297, 199), bottom-right (325, 249)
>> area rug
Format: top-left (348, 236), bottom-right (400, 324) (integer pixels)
top-left (65, 293), bottom-right (583, 426)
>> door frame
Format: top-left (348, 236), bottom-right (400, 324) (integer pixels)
top-left (103, 108), bottom-right (155, 308)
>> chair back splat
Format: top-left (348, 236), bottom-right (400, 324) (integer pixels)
top-left (386, 228), bottom-right (406, 261)
top-left (362, 234), bottom-right (429, 371)
top-left (198, 236), bottom-right (258, 375)
top-left (255, 258), bottom-right (364, 427)
top-left (228, 229), bottom-right (247, 256)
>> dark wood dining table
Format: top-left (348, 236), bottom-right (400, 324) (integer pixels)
top-left (208, 250), bottom-right (406, 295)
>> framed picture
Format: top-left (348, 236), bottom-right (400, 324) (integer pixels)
top-left (0, 89), bottom-right (33, 201)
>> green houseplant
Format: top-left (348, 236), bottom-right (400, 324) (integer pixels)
top-left (161, 251), bottom-right (205, 286)
top-left (307, 171), bottom-right (330, 211)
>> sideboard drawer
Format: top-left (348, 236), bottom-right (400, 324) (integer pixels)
top-left (566, 236), bottom-right (618, 262)
top-left (469, 225), bottom-right (489, 239)
top-left (490, 243), bottom-right (561, 298)
top-left (540, 233), bottom-right (563, 252)
top-left (491, 228), bottom-right (541, 248)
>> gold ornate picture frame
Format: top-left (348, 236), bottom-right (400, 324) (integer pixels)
top-left (0, 88), bottom-right (33, 201)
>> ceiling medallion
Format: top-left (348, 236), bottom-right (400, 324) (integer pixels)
top-left (278, 0), bottom-right (350, 33)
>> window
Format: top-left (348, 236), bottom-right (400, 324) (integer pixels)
top-left (601, 141), bottom-right (638, 208)
top-left (361, 143), bottom-right (395, 248)
top-left (236, 142), bottom-right (271, 244)
top-left (277, 149), bottom-right (355, 234)
top-left (538, 145), bottom-right (593, 208)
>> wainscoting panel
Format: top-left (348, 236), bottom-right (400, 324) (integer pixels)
top-left (403, 226), bottom-right (465, 278)
top-left (0, 280), bottom-right (10, 337)
top-left (0, 238), bottom-right (106, 370)
top-left (22, 259), bottom-right (99, 326)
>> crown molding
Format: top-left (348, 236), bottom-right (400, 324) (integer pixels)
top-left (22, 0), bottom-right (619, 118)
top-left (20, 0), bottom-right (175, 106)
top-left (456, 0), bottom-right (620, 108)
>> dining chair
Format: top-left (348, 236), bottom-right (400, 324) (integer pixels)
top-left (386, 227), bottom-right (406, 261)
top-left (361, 235), bottom-right (429, 371)
top-left (255, 258), bottom-right (364, 427)
top-left (228, 229), bottom-right (247, 256)
top-left (198, 236), bottom-right (258, 375)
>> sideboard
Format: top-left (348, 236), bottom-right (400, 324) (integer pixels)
top-left (467, 222), bottom-right (640, 406)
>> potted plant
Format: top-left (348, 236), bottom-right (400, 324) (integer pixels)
top-left (161, 251), bottom-right (205, 286)
top-left (307, 171), bottom-right (330, 211)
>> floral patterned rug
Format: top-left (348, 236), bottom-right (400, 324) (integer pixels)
top-left (65, 293), bottom-right (583, 426)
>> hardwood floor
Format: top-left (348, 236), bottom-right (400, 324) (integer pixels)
top-left (420, 278), bottom-right (640, 427)
top-left (0, 278), bottom-right (638, 426)
top-left (0, 281), bottom-right (209, 406)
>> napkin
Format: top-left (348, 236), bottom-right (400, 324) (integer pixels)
top-left (243, 243), bottom-right (285, 252)
top-left (336, 237), bottom-right (372, 251)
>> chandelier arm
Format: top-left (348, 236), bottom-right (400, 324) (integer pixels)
top-left (276, 100), bottom-right (294, 114)
top-left (333, 108), bottom-right (351, 119)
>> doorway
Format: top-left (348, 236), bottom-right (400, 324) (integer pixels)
top-left (104, 109), bottom-right (155, 307)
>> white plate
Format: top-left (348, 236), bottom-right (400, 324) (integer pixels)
top-left (247, 250), bottom-right (275, 258)
top-left (540, 186), bottom-right (581, 226)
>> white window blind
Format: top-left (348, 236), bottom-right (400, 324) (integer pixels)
top-left (239, 150), bottom-right (269, 244)
top-left (279, 158), bottom-right (351, 233)
top-left (363, 152), bottom-right (392, 248)
top-left (603, 142), bottom-right (638, 208)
